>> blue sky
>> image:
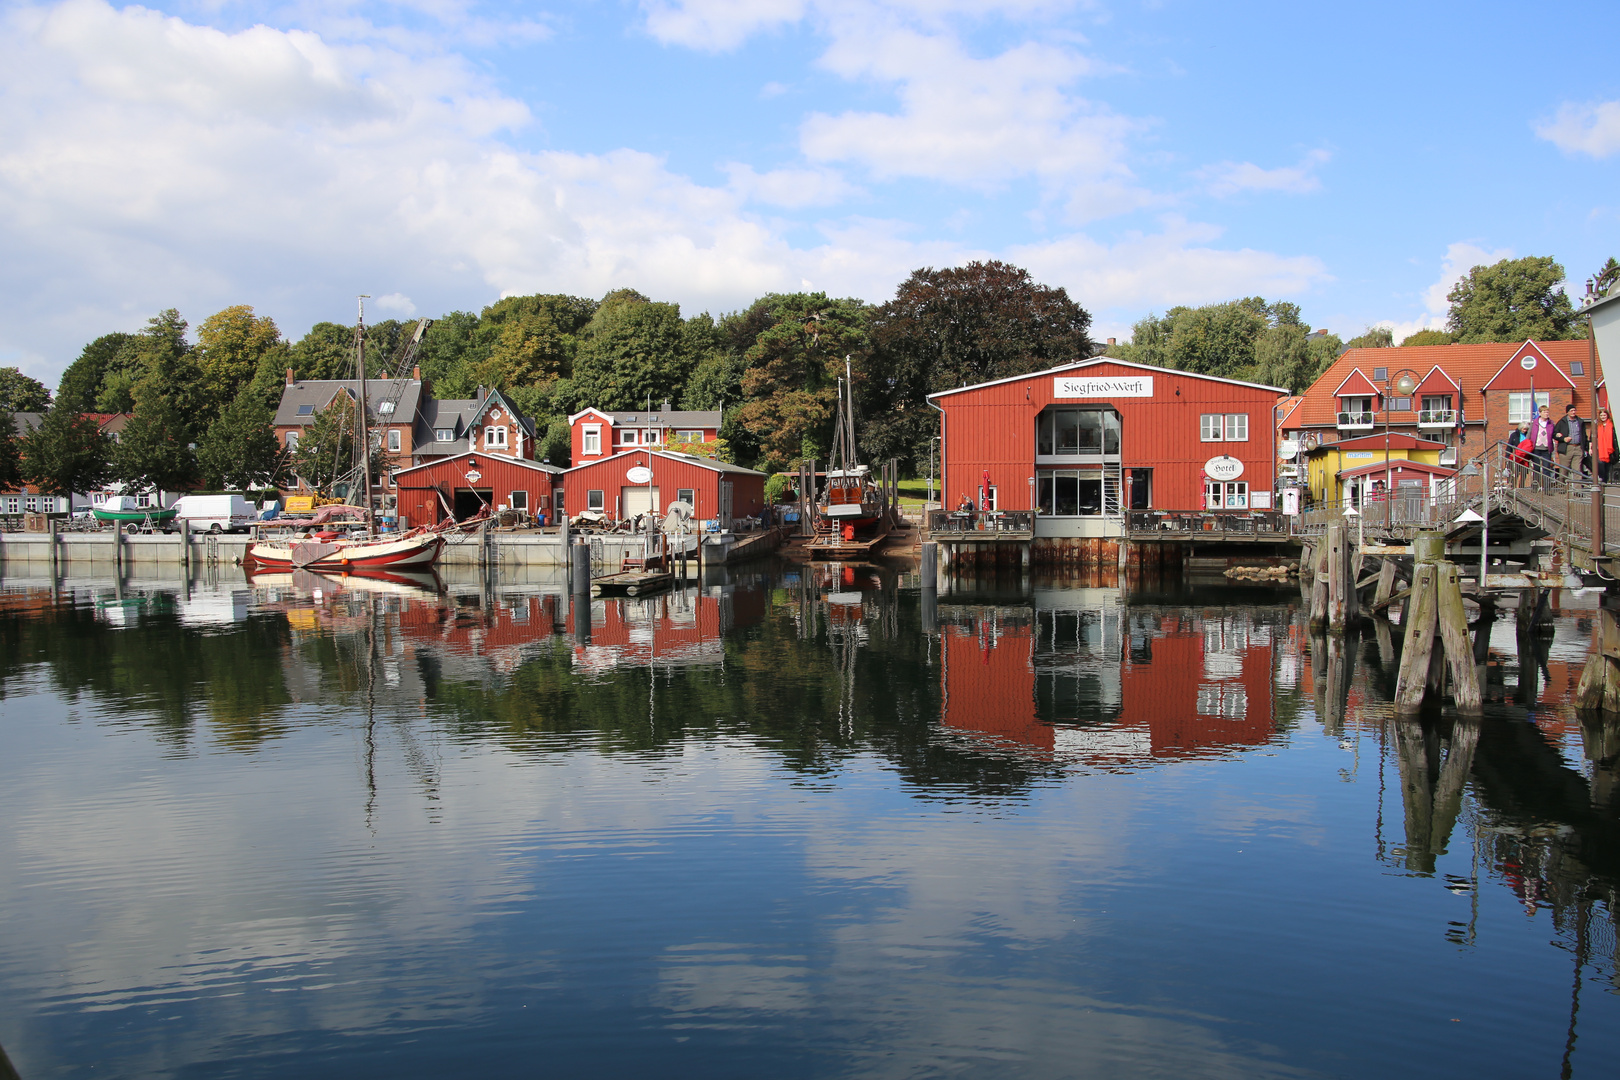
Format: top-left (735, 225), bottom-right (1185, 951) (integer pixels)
top-left (2, 0), bottom-right (1617, 386)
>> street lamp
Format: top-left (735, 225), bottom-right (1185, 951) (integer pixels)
top-left (1383, 369), bottom-right (1421, 529)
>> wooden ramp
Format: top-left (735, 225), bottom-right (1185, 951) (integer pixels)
top-left (591, 570), bottom-right (675, 597)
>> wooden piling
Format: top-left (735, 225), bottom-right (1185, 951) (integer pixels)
top-left (1394, 561), bottom-right (1481, 714)
top-left (1576, 602), bottom-right (1620, 713)
top-left (1309, 540), bottom-right (1329, 628)
top-left (1434, 563), bottom-right (1481, 713)
top-left (1395, 564), bottom-right (1439, 711)
top-left (1326, 525), bottom-right (1350, 629)
top-left (1374, 559), bottom-right (1397, 608)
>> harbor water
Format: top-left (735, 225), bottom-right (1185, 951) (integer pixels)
top-left (0, 561), bottom-right (1616, 1078)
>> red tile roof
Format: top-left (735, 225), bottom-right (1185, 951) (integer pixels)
top-left (1285, 340), bottom-right (1595, 430)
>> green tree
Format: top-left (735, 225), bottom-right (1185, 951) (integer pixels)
top-left (1446, 256), bottom-right (1581, 342)
top-left (1591, 257), bottom-right (1619, 298)
top-left (733, 293), bottom-right (870, 472)
top-left (196, 390), bottom-right (286, 490)
top-left (115, 398), bottom-right (200, 495)
top-left (1399, 329), bottom-right (1455, 347)
top-left (194, 305), bottom-right (286, 417)
top-left (1343, 327), bottom-right (1395, 350)
top-left (862, 261), bottom-right (1091, 470)
top-left (288, 322), bottom-right (353, 381)
top-left (19, 402), bottom-right (113, 496)
top-left (417, 311), bottom-right (485, 399)
top-left (573, 291), bottom-right (695, 410)
top-left (537, 418), bottom-right (572, 467)
top-left (288, 396), bottom-right (397, 493)
top-left (0, 413), bottom-right (20, 491)
top-left (0, 367), bottom-right (51, 412)
top-left (56, 333), bottom-right (134, 413)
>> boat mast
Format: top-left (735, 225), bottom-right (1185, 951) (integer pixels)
top-left (353, 295), bottom-right (372, 512)
top-left (844, 355), bottom-right (859, 470)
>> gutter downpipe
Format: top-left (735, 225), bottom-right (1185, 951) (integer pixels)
top-left (928, 396), bottom-right (946, 522)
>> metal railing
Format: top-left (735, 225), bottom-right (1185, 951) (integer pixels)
top-left (927, 509), bottom-right (1035, 535)
top-left (1418, 409), bottom-right (1456, 427)
top-left (1130, 511), bottom-right (1285, 535)
top-left (1291, 441), bottom-right (1620, 560)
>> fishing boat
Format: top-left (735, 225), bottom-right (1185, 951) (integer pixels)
top-left (91, 494), bottom-right (177, 530)
top-left (810, 358), bottom-right (891, 555)
top-left (246, 296), bottom-right (442, 573)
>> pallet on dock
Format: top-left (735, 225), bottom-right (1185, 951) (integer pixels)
top-left (591, 570), bottom-right (675, 597)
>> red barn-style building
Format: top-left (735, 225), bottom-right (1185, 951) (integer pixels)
top-left (929, 359), bottom-right (1286, 540)
top-left (562, 450), bottom-right (766, 525)
top-left (393, 452), bottom-right (564, 526)
top-left (568, 406), bottom-right (723, 467)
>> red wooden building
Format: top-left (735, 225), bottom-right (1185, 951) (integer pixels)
top-left (561, 450), bottom-right (767, 524)
top-left (393, 452), bottom-right (565, 527)
top-left (928, 359), bottom-right (1287, 535)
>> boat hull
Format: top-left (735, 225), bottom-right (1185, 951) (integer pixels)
top-left (92, 508), bottom-right (177, 524)
top-left (247, 533), bottom-right (444, 571)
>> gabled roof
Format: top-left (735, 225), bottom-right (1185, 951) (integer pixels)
top-left (1481, 340), bottom-right (1576, 391)
top-left (274, 378), bottom-right (424, 427)
top-left (393, 451), bottom-right (562, 478)
top-left (1331, 369), bottom-right (1381, 398)
top-left (1338, 460), bottom-right (1456, 480)
top-left (1305, 432), bottom-right (1448, 455)
top-left (562, 449), bottom-right (765, 477)
top-left (567, 406), bottom-right (723, 428)
top-left (1283, 340), bottom-right (1595, 430)
top-left (1412, 366), bottom-right (1460, 396)
top-left (926, 357), bottom-right (1288, 400)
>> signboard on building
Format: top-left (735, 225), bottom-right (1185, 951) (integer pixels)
top-left (626, 465), bottom-right (653, 484)
top-left (1054, 376), bottom-right (1154, 399)
top-left (1204, 455), bottom-right (1244, 480)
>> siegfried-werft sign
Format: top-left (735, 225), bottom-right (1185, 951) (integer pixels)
top-left (1054, 376), bottom-right (1153, 398)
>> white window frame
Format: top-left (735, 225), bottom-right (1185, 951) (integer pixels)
top-left (645, 428), bottom-right (661, 444)
top-left (3, 497), bottom-right (18, 515)
top-left (509, 490), bottom-right (528, 510)
top-left (676, 430), bottom-right (704, 442)
top-left (619, 428), bottom-right (639, 445)
top-left (1205, 480), bottom-right (1249, 509)
top-left (587, 489), bottom-right (605, 511)
top-left (1200, 414), bottom-right (1225, 441)
top-left (677, 487), bottom-right (695, 508)
top-left (582, 425), bottom-right (601, 455)
top-left (1508, 392), bottom-right (1550, 424)
top-left (136, 492), bottom-right (154, 508)
top-left (436, 428), bottom-right (454, 442)
top-left (1223, 414), bottom-right (1248, 441)
top-left (485, 425), bottom-right (508, 449)
top-left (387, 429), bottom-right (401, 452)
top-left (24, 496), bottom-right (38, 513)
top-left (286, 431), bottom-right (299, 449)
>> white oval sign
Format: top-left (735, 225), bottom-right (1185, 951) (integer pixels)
top-left (1520, 354), bottom-right (1537, 369)
top-left (626, 465), bottom-right (653, 484)
top-left (465, 470), bottom-right (482, 483)
top-left (1204, 455), bottom-right (1244, 480)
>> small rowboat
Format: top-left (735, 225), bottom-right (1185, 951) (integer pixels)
top-left (246, 531), bottom-right (444, 572)
top-left (91, 495), bottom-right (177, 528)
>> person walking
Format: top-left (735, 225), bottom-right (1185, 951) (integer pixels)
top-left (1508, 421), bottom-right (1532, 488)
top-left (1530, 404), bottom-right (1556, 490)
top-left (1553, 402), bottom-right (1586, 483)
top-left (1596, 408), bottom-right (1618, 484)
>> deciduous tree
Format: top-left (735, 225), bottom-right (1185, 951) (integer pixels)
top-left (0, 368), bottom-right (51, 413)
top-left (195, 306), bottom-right (286, 418)
top-left (1446, 256), bottom-right (1581, 343)
top-left (56, 333), bottom-right (133, 413)
top-left (1400, 329), bottom-right (1455, 347)
top-left (0, 413), bottom-right (20, 491)
top-left (573, 291), bottom-right (695, 410)
top-left (197, 391), bottom-right (286, 491)
top-left (20, 402), bottom-right (113, 496)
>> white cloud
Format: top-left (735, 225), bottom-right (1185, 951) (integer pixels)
top-left (1372, 241), bottom-right (1512, 345)
top-left (1199, 149), bottom-right (1330, 198)
top-left (375, 292), bottom-right (417, 315)
top-left (641, 0), bottom-right (807, 51)
top-left (724, 163), bottom-right (860, 207)
top-left (1534, 100), bottom-right (1620, 158)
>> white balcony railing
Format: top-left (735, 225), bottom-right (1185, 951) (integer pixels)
top-left (1418, 409), bottom-right (1456, 428)
top-left (1336, 411), bottom-right (1375, 430)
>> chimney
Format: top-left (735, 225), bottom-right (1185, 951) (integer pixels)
top-left (285, 367), bottom-right (295, 385)
top-left (663, 399), bottom-right (672, 411)
top-left (412, 365), bottom-right (420, 380)
top-left (1107, 337), bottom-right (1116, 347)
top-left (1316, 329), bottom-right (1328, 337)
top-left (475, 386), bottom-right (486, 402)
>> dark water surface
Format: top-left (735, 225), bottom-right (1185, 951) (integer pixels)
top-left (1, 561), bottom-right (1617, 1079)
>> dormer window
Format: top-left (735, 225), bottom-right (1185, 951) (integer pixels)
top-left (378, 401), bottom-right (395, 415)
top-left (297, 404), bottom-right (314, 415)
top-left (436, 428), bottom-right (454, 442)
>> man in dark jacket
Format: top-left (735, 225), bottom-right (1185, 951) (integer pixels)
top-left (1554, 403), bottom-right (1587, 480)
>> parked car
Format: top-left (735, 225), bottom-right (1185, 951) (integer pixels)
top-left (170, 494), bottom-right (258, 533)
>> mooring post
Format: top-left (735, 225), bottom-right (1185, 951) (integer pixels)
top-left (179, 517), bottom-right (191, 574)
top-left (113, 521), bottom-right (124, 572)
top-left (1434, 562), bottom-right (1482, 713)
top-left (1374, 558), bottom-right (1397, 609)
top-left (1326, 524), bottom-right (1356, 630)
top-left (1395, 564), bottom-right (1439, 711)
top-left (48, 515), bottom-right (59, 575)
top-left (1576, 597), bottom-right (1620, 713)
top-left (921, 541), bottom-right (937, 589)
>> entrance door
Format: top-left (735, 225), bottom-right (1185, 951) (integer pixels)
top-left (623, 485), bottom-right (661, 519)
top-left (454, 489), bottom-right (492, 520)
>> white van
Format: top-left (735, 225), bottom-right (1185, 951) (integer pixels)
top-left (171, 494), bottom-right (257, 533)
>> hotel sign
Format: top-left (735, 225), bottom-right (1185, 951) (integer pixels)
top-left (1054, 376), bottom-right (1153, 398)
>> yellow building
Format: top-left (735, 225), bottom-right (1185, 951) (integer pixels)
top-left (1303, 433), bottom-right (1447, 507)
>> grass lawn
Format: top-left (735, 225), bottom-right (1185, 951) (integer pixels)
top-left (896, 477), bottom-right (939, 509)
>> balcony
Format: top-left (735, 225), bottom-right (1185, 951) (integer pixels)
top-left (1438, 447), bottom-right (1458, 466)
top-left (1336, 410), bottom-right (1375, 431)
top-left (1418, 409), bottom-right (1456, 429)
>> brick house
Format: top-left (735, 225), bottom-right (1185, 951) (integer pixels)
top-left (568, 405), bottom-right (722, 466)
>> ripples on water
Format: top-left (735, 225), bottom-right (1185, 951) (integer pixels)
top-left (0, 561), bottom-right (1616, 1079)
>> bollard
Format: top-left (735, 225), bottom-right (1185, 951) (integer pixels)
top-left (571, 540), bottom-right (590, 595)
top-left (179, 517), bottom-right (191, 573)
top-left (920, 585), bottom-right (937, 631)
top-left (571, 592), bottom-right (592, 644)
top-left (921, 541), bottom-right (937, 589)
top-left (48, 515), bottom-right (59, 574)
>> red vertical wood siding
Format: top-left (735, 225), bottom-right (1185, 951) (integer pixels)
top-left (936, 362), bottom-right (1282, 513)
top-left (562, 452), bottom-right (765, 520)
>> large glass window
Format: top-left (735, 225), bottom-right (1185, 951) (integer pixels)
top-left (1037, 409), bottom-right (1119, 457)
top-left (587, 489), bottom-right (604, 511)
top-left (1038, 471), bottom-right (1105, 516)
top-left (1129, 469), bottom-right (1152, 510)
top-left (582, 426), bottom-right (600, 454)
